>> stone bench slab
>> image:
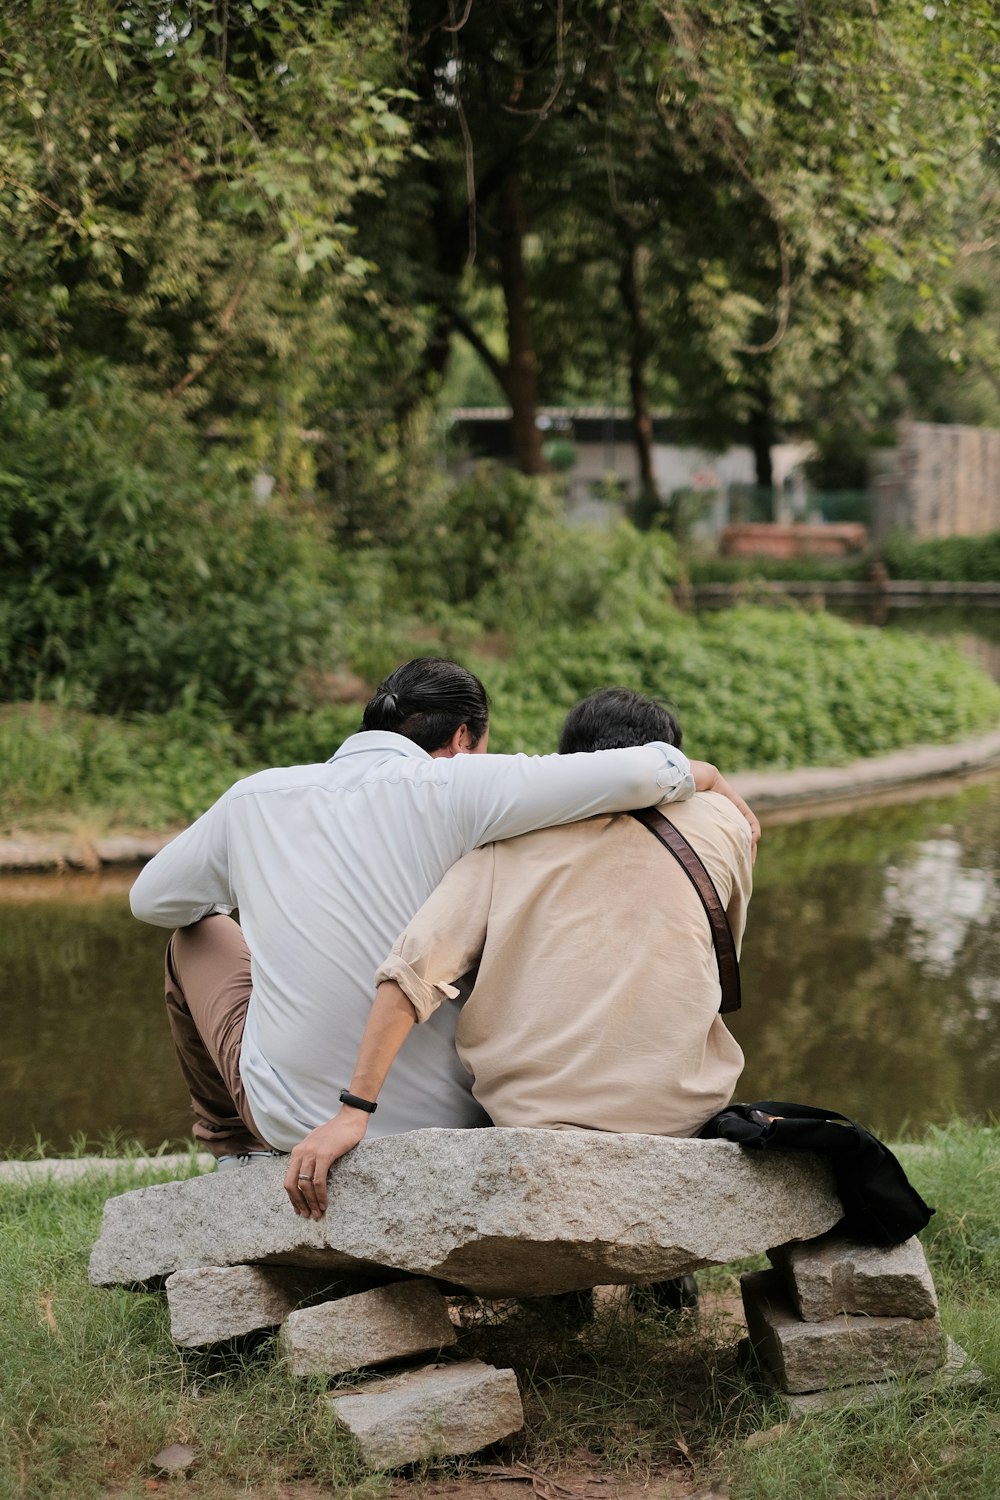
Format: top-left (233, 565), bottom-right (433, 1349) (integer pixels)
top-left (89, 1128), bottom-right (841, 1298)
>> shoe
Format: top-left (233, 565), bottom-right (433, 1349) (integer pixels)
top-left (629, 1274), bottom-right (699, 1321)
top-left (517, 1288), bottom-right (595, 1331)
top-left (215, 1150), bottom-right (284, 1170)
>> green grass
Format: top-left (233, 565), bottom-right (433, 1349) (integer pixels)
top-left (0, 699), bottom-right (252, 833)
top-left (0, 1155), bottom-right (374, 1500)
top-left (1, 1123), bottom-right (997, 1499)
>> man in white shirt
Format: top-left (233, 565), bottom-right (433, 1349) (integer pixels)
top-left (131, 658), bottom-right (758, 1162)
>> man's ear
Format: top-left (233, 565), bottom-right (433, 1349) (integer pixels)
top-left (430, 724), bottom-right (473, 759)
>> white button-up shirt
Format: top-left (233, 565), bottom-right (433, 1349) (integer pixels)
top-left (131, 731), bottom-right (695, 1148)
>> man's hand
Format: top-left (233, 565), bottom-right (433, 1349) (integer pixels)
top-left (284, 981), bottom-right (417, 1217)
top-left (283, 1108), bottom-right (370, 1218)
top-left (689, 760), bottom-right (761, 864)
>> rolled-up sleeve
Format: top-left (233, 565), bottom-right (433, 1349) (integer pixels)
top-left (375, 845), bottom-right (495, 1021)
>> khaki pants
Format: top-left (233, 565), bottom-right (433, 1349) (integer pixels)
top-left (164, 914), bottom-right (271, 1155)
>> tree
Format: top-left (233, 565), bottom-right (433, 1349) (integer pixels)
top-left (388, 0), bottom-right (1000, 504)
top-left (0, 0), bottom-right (415, 461)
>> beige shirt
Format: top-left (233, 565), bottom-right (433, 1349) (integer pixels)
top-left (376, 791), bottom-right (753, 1137)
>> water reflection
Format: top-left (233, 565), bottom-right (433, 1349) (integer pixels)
top-left (2, 784), bottom-right (1000, 1152)
top-left (880, 839), bottom-right (997, 974)
top-left (729, 783), bottom-right (1000, 1136)
top-left (0, 876), bottom-right (191, 1152)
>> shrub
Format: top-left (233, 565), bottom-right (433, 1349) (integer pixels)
top-left (882, 530), bottom-right (1000, 582)
top-left (478, 605), bottom-right (1000, 767)
top-left (0, 350), bottom-right (342, 724)
top-left (685, 552), bottom-right (871, 584)
top-left (0, 696), bottom-right (250, 829)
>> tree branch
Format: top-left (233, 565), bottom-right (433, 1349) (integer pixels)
top-left (446, 0), bottom-right (478, 267)
top-left (137, 256), bottom-right (257, 453)
top-left (734, 230), bottom-right (792, 355)
top-left (449, 306), bottom-right (510, 395)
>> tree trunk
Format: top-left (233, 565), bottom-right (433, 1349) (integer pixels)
top-left (619, 242), bottom-right (661, 529)
top-left (747, 391), bottom-right (775, 491)
top-left (496, 174), bottom-right (545, 474)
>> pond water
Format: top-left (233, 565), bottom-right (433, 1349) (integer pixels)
top-left (2, 776), bottom-right (999, 1153)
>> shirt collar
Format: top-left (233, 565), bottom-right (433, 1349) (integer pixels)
top-left (329, 730), bottom-right (432, 763)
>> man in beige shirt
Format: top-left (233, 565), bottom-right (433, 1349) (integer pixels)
top-left (284, 687), bottom-right (753, 1218)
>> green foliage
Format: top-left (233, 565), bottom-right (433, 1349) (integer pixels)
top-left (413, 0), bottom-right (1000, 485)
top-left (685, 553), bottom-right (870, 584)
top-left (395, 466), bottom-right (545, 608)
top-left (472, 505), bottom-right (681, 633)
top-left (481, 605), bottom-right (1000, 768)
top-left (882, 531), bottom-right (1000, 583)
top-left (3, 0), bottom-right (1000, 533)
top-left (249, 704), bottom-right (366, 769)
top-left (0, 698), bottom-right (250, 829)
top-left (5, 451), bottom-right (1000, 833)
top-left (0, 0), bottom-right (414, 400)
top-left (320, 468), bottom-right (680, 635)
top-left (0, 350), bottom-right (342, 723)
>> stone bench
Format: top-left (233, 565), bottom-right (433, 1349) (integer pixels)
top-left (88, 1128), bottom-right (966, 1466)
top-left (88, 1127), bottom-right (843, 1293)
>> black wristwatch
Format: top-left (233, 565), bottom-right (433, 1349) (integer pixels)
top-left (339, 1088), bottom-right (378, 1114)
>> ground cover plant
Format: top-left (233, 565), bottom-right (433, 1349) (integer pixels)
top-left (1, 1123), bottom-right (997, 1500)
top-left (475, 605), bottom-right (1000, 768)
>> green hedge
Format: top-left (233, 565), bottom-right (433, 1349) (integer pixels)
top-left (882, 530), bottom-right (1000, 582)
top-left (686, 529), bottom-right (1000, 586)
top-left (685, 554), bottom-right (871, 584)
top-left (478, 606), bottom-right (1000, 768)
top-left (0, 353), bottom-right (342, 724)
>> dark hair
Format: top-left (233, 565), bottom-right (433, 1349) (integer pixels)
top-left (362, 657), bottom-right (490, 752)
top-left (558, 687), bottom-right (682, 755)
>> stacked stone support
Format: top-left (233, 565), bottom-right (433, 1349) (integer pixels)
top-left (741, 1233), bottom-right (967, 1416)
top-left (165, 1265), bottom-right (342, 1348)
top-left (278, 1279), bottom-right (457, 1376)
top-left (275, 1280), bottom-right (523, 1466)
top-left (326, 1360), bottom-right (525, 1469)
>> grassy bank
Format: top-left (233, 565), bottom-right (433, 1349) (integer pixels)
top-left (4, 603), bottom-right (1000, 840)
top-left (2, 1122), bottom-right (997, 1500)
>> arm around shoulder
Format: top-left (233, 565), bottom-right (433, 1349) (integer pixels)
top-left (449, 741), bottom-right (697, 846)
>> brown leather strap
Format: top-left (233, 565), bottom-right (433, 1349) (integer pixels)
top-left (629, 807), bottom-right (742, 1014)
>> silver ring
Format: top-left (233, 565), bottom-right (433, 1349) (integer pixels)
top-left (297, 1174), bottom-right (314, 1182)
